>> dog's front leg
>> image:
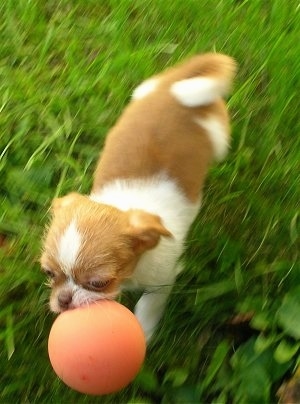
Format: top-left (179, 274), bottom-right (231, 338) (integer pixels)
top-left (134, 285), bottom-right (173, 343)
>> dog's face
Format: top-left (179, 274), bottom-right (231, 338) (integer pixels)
top-left (41, 193), bottom-right (171, 312)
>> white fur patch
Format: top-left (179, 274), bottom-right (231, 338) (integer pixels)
top-left (194, 116), bottom-right (229, 160)
top-left (132, 78), bottom-right (159, 100)
top-left (57, 220), bottom-right (82, 274)
top-left (90, 175), bottom-right (200, 287)
top-left (90, 175), bottom-right (199, 229)
top-left (170, 77), bottom-right (227, 107)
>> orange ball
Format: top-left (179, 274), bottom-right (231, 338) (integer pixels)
top-left (48, 301), bottom-right (146, 395)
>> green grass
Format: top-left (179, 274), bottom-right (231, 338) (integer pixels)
top-left (1, 0), bottom-right (299, 402)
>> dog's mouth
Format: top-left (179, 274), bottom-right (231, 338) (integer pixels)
top-left (52, 289), bottom-right (120, 313)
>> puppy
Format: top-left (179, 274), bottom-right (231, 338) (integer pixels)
top-left (41, 53), bottom-right (236, 342)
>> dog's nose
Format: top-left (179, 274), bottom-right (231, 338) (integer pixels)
top-left (58, 291), bottom-right (72, 309)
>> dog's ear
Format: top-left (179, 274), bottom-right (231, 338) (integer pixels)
top-left (126, 210), bottom-right (173, 254)
top-left (51, 192), bottom-right (84, 212)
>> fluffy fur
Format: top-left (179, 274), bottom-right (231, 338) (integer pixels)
top-left (41, 53), bottom-right (237, 342)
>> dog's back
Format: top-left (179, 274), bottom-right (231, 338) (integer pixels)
top-left (93, 53), bottom-right (236, 202)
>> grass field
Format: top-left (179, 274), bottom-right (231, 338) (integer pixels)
top-left (1, 0), bottom-right (299, 402)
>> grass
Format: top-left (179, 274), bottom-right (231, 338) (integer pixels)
top-left (0, 0), bottom-right (299, 402)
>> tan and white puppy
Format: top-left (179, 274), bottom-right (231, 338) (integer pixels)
top-left (41, 53), bottom-right (236, 342)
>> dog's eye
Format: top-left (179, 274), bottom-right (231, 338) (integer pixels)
top-left (42, 268), bottom-right (55, 279)
top-left (86, 279), bottom-right (111, 291)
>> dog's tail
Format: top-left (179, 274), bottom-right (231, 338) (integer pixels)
top-left (168, 53), bottom-right (237, 107)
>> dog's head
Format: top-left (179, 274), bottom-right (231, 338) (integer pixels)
top-left (40, 193), bottom-right (172, 312)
